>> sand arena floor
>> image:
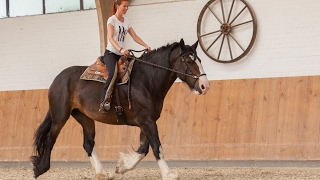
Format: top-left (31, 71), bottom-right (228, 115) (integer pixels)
top-left (1, 165), bottom-right (320, 179)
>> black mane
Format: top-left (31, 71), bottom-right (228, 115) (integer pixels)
top-left (142, 42), bottom-right (179, 63)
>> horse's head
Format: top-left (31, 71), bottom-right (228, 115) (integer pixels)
top-left (171, 39), bottom-right (210, 95)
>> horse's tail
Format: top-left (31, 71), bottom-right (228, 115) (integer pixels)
top-left (31, 110), bottom-right (52, 157)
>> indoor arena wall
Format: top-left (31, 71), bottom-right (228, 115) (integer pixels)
top-left (1, 76), bottom-right (320, 161)
top-left (0, 0), bottom-right (320, 161)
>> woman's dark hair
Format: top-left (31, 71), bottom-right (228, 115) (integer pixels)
top-left (113, 0), bottom-right (129, 15)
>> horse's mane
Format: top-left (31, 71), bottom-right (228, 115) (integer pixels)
top-left (142, 42), bottom-right (179, 63)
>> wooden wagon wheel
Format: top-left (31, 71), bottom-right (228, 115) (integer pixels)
top-left (197, 0), bottom-right (257, 63)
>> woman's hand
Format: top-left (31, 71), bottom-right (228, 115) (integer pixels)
top-left (120, 48), bottom-right (130, 56)
top-left (145, 46), bottom-right (151, 52)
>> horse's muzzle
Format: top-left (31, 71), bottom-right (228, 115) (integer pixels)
top-left (194, 75), bottom-right (210, 95)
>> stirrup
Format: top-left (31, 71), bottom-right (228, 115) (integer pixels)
top-left (99, 102), bottom-right (110, 113)
top-left (104, 102), bottom-right (111, 111)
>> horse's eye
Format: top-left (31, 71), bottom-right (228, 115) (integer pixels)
top-left (186, 58), bottom-right (194, 64)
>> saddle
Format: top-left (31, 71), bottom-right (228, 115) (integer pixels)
top-left (81, 56), bottom-right (134, 85)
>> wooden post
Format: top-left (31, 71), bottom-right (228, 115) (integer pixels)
top-left (95, 0), bottom-right (114, 55)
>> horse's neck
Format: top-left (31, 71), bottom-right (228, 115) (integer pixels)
top-left (134, 55), bottom-right (177, 98)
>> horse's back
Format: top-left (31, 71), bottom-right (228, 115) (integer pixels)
top-left (48, 66), bottom-right (107, 119)
top-left (53, 66), bottom-right (87, 81)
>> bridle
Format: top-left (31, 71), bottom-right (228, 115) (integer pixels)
top-left (179, 50), bottom-right (207, 79)
top-left (125, 48), bottom-right (206, 109)
top-left (128, 48), bottom-right (206, 79)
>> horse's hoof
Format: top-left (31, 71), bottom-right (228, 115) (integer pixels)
top-left (30, 156), bottom-right (50, 178)
top-left (115, 151), bottom-right (145, 174)
top-left (115, 153), bottom-right (128, 174)
top-left (95, 171), bottom-right (114, 180)
top-left (163, 170), bottom-right (179, 180)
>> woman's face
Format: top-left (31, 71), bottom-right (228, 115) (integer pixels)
top-left (117, 1), bottom-right (129, 15)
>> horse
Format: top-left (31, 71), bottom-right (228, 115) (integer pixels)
top-left (30, 39), bottom-right (210, 180)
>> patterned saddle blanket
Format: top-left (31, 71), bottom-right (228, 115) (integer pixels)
top-left (80, 56), bottom-right (135, 85)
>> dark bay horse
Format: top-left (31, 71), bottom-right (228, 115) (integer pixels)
top-left (30, 39), bottom-right (210, 180)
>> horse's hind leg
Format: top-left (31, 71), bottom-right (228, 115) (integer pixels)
top-left (31, 109), bottom-right (69, 178)
top-left (116, 129), bottom-right (148, 174)
top-left (72, 111), bottom-right (113, 180)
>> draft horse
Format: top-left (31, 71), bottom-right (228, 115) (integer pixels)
top-left (30, 39), bottom-right (210, 180)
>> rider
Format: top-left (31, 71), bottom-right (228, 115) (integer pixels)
top-left (99, 0), bottom-right (151, 112)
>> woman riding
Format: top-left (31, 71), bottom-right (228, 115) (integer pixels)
top-left (99, 0), bottom-right (151, 112)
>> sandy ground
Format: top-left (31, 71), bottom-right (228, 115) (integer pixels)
top-left (1, 167), bottom-right (320, 180)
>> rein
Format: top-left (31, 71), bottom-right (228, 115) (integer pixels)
top-left (125, 48), bottom-right (206, 110)
top-left (128, 49), bottom-right (206, 79)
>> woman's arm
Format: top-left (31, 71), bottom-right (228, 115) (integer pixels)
top-left (128, 27), bottom-right (151, 52)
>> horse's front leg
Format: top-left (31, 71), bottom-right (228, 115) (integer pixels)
top-left (140, 119), bottom-right (178, 180)
top-left (116, 130), bottom-right (148, 174)
top-left (72, 112), bottom-right (113, 180)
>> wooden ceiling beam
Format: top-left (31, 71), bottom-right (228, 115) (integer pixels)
top-left (95, 0), bottom-right (113, 55)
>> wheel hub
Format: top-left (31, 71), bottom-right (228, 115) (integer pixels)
top-left (220, 23), bottom-right (231, 35)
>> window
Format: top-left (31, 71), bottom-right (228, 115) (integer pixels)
top-left (9, 0), bottom-right (42, 17)
top-left (130, 0), bottom-right (192, 6)
top-left (0, 0), bottom-right (6, 18)
top-left (0, 0), bottom-right (96, 18)
top-left (45, 0), bottom-right (80, 14)
top-left (83, 0), bottom-right (95, 10)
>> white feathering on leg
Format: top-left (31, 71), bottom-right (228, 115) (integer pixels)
top-left (157, 146), bottom-right (179, 180)
top-left (116, 149), bottom-right (145, 174)
top-left (89, 147), bottom-right (113, 179)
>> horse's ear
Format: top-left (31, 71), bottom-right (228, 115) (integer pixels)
top-left (179, 38), bottom-right (186, 51)
top-left (192, 40), bottom-right (199, 50)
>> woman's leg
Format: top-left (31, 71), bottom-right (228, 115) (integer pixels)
top-left (100, 51), bottom-right (120, 110)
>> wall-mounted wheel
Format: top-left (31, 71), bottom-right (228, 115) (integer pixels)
top-left (197, 0), bottom-right (257, 63)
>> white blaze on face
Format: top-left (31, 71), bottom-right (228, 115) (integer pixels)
top-left (195, 59), bottom-right (210, 95)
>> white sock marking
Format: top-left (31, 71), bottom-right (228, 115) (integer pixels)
top-left (89, 147), bottom-right (104, 174)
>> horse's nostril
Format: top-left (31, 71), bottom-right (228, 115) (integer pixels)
top-left (201, 85), bottom-right (205, 89)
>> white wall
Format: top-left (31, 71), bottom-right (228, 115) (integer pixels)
top-left (0, 10), bottom-right (100, 90)
top-left (0, 0), bottom-right (320, 91)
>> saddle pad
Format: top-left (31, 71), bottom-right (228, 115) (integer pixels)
top-left (80, 59), bottom-right (135, 85)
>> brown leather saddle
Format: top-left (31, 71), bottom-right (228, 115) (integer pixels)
top-left (84, 56), bottom-right (130, 83)
top-left (80, 55), bottom-right (134, 85)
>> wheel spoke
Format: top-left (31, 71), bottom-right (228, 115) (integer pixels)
top-left (229, 33), bottom-right (245, 51)
top-left (218, 34), bottom-right (226, 59)
top-left (220, 0), bottom-right (226, 23)
top-left (227, 35), bottom-right (233, 59)
top-left (231, 20), bottom-right (253, 28)
top-left (200, 29), bottom-right (221, 38)
top-left (229, 6), bottom-right (247, 25)
top-left (227, 0), bottom-right (235, 23)
top-left (206, 33), bottom-right (223, 51)
top-left (208, 7), bottom-right (223, 24)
